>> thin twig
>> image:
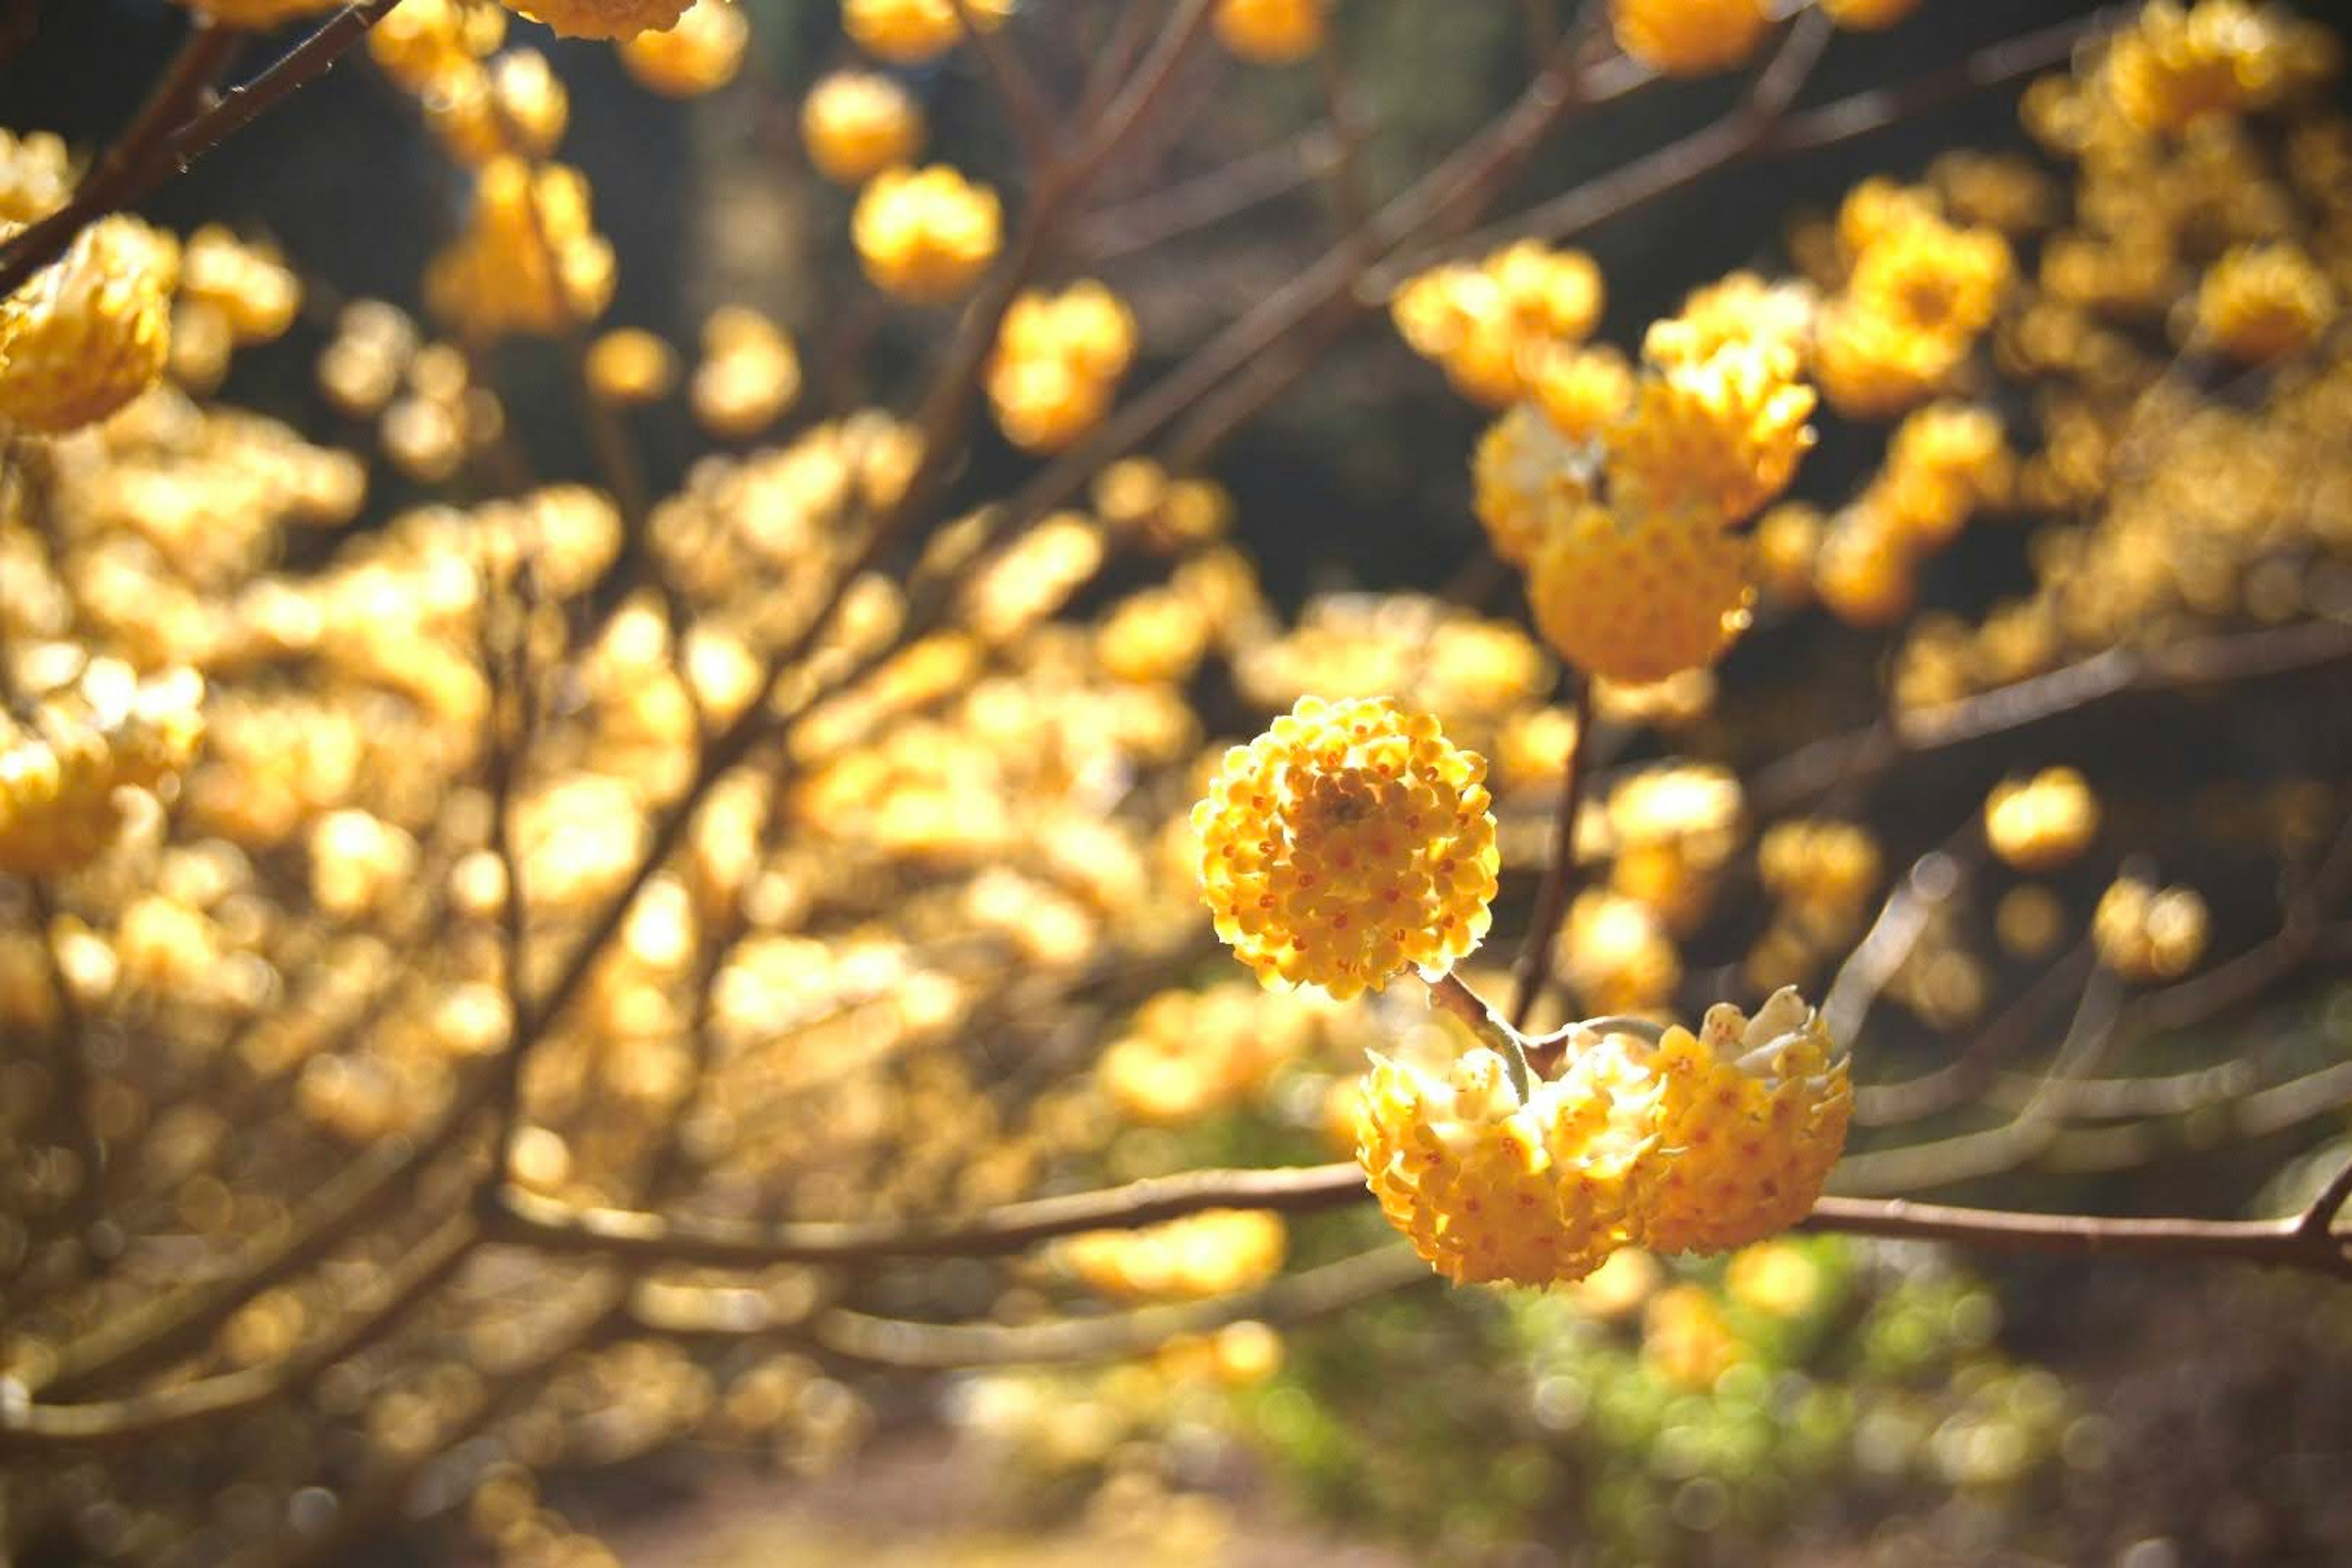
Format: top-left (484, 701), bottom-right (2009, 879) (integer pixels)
top-left (1509, 673), bottom-right (1591, 1028)
top-left (0, 0), bottom-right (398, 298)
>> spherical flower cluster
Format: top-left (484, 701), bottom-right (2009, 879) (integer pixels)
top-left (1359, 989), bottom-right (1851, 1284)
top-left (619, 0), bottom-right (748, 96)
top-left (801, 72), bottom-right (925, 186)
top-left (179, 227), bottom-right (303, 347)
top-left (986, 281), bottom-right (1139, 452)
top-left (1757, 818), bottom-right (1882, 930)
top-left (368, 0), bottom-right (510, 89)
top-left (1527, 496), bottom-right (1754, 685)
top-left (691, 306), bottom-right (800, 440)
top-left (1194, 696), bottom-right (1500, 1000)
top-left (1819, 0), bottom-right (1919, 31)
top-left (1984, 767), bottom-right (2101, 872)
top-left (586, 326), bottom-right (680, 404)
top-left (852, 165), bottom-right (1002, 303)
top-left (424, 158), bottom-right (616, 338)
top-left (1357, 1021), bottom-right (1657, 1285)
top-left (1061, 1210), bottom-right (1287, 1300)
top-left (420, 48), bottom-right (568, 165)
top-left (2092, 875), bottom-right (2210, 980)
top-left (1639, 990), bottom-right (1852, 1254)
top-left (1607, 339), bottom-right (1818, 523)
top-left (0, 129), bottom-right (71, 224)
top-left (1644, 272), bottom-right (1817, 369)
top-left (0, 658), bottom-right (206, 876)
top-left (1874, 401), bottom-right (2013, 548)
top-left (0, 214), bottom-right (179, 434)
top-left (1601, 763), bottom-right (1745, 935)
top-left (1471, 404), bottom-right (1596, 568)
top-left (1531, 344), bottom-right (1635, 443)
top-left (1610, 0), bottom-right (1771, 77)
top-left (1815, 195), bottom-right (2013, 418)
top-left (2195, 243), bottom-right (2335, 362)
top-left (842, 0), bottom-right (1008, 65)
top-left (1392, 241), bottom-right (1605, 406)
top-left (1559, 889), bottom-right (1681, 1014)
top-left (501, 0), bottom-right (694, 40)
top-left (2101, 0), bottom-right (2337, 135)
top-left (1213, 0), bottom-right (1325, 64)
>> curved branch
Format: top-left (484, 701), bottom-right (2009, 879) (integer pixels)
top-left (0, 1), bottom-right (399, 299)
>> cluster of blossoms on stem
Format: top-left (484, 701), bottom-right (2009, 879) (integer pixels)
top-left (986, 281), bottom-right (1141, 453)
top-left (1194, 696), bottom-right (1500, 1001)
top-left (1212, 0), bottom-right (1327, 66)
top-left (0, 657), bottom-right (206, 878)
top-left (1355, 990), bottom-right (1851, 1286)
top-left (853, 165), bottom-right (1006, 305)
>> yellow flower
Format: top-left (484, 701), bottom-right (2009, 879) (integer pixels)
top-left (0, 129), bottom-right (72, 224)
top-left (986, 281), bottom-right (1139, 452)
top-left (1194, 696), bottom-right (1499, 999)
top-left (585, 326), bottom-right (680, 403)
top-left (1642, 272), bottom-right (1817, 368)
top-left (1357, 1021), bottom-right (1657, 1286)
top-left (1983, 767), bottom-right (2100, 872)
top-left (1471, 404), bottom-right (1590, 568)
top-left (801, 71), bottom-right (926, 186)
top-left (1558, 889), bottom-right (1681, 1015)
top-left (851, 165), bottom-right (1003, 303)
top-left (1213, 0), bottom-right (1325, 64)
top-left (2102, 0), bottom-right (2338, 134)
top-left (1531, 344), bottom-right (1635, 443)
top-left (1610, 0), bottom-right (1772, 77)
top-left (1638, 987), bottom-right (1851, 1255)
top-left (501, 0), bottom-right (693, 40)
top-left (0, 660), bottom-right (206, 877)
top-left (691, 306), bottom-right (801, 440)
top-left (2093, 876), bottom-right (2209, 980)
top-left (1845, 211), bottom-right (2012, 344)
top-left (1608, 339), bottom-right (1817, 523)
top-left (1811, 510), bottom-right (1915, 626)
top-left (620, 0), bottom-right (748, 96)
top-left (0, 214), bottom-right (179, 434)
top-left (2196, 243), bottom-right (2335, 362)
top-left (424, 159), bottom-right (616, 338)
top-left (1757, 819), bottom-right (1882, 925)
top-left (843, 0), bottom-right (1009, 65)
top-left (1819, 0), bottom-right (1918, 30)
top-left (1392, 242), bottom-right (1604, 407)
top-left (1526, 496), bottom-right (1754, 685)
top-left (179, 226), bottom-right (303, 347)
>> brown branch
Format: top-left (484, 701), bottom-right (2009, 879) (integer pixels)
top-left (483, 1161), bottom-right (1369, 1266)
top-left (1757, 8), bottom-right (2113, 156)
top-left (950, 0), bottom-right (1060, 167)
top-left (1752, 619), bottom-right (2352, 817)
top-left (1077, 126), bottom-right (1342, 262)
top-left (0, 1), bottom-right (396, 299)
top-left (1802, 1196), bottom-right (2349, 1275)
top-left (802, 1245), bottom-right (1435, 1369)
top-left (1508, 673), bottom-right (1591, 1028)
top-left (0, 1213), bottom-right (478, 1455)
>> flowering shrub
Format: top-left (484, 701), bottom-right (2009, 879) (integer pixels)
top-left (0, 2), bottom-right (2349, 1564)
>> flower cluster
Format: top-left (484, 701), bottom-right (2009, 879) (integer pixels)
top-left (619, 0), bottom-right (748, 97)
top-left (424, 159), bottom-right (616, 339)
top-left (1355, 988), bottom-right (1851, 1286)
top-left (1194, 697), bottom-right (1500, 1000)
top-left (1984, 767), bottom-right (2101, 872)
top-left (843, 0), bottom-right (1009, 65)
top-left (1392, 241), bottom-right (1605, 407)
top-left (2100, 0), bottom-right (2337, 134)
top-left (0, 657), bottom-right (205, 876)
top-left (1608, 0), bottom-right (1770, 78)
top-left (1213, 0), bottom-right (1327, 65)
top-left (1813, 182), bottom-right (2014, 419)
top-left (986, 281), bottom-right (1140, 452)
top-left (502, 0), bottom-right (693, 40)
top-left (2092, 875), bottom-right (2211, 980)
top-left (801, 70), bottom-right (925, 186)
top-left (852, 165), bottom-right (1004, 303)
top-left (0, 215), bottom-right (179, 433)
top-left (1061, 1210), bottom-right (1288, 1300)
